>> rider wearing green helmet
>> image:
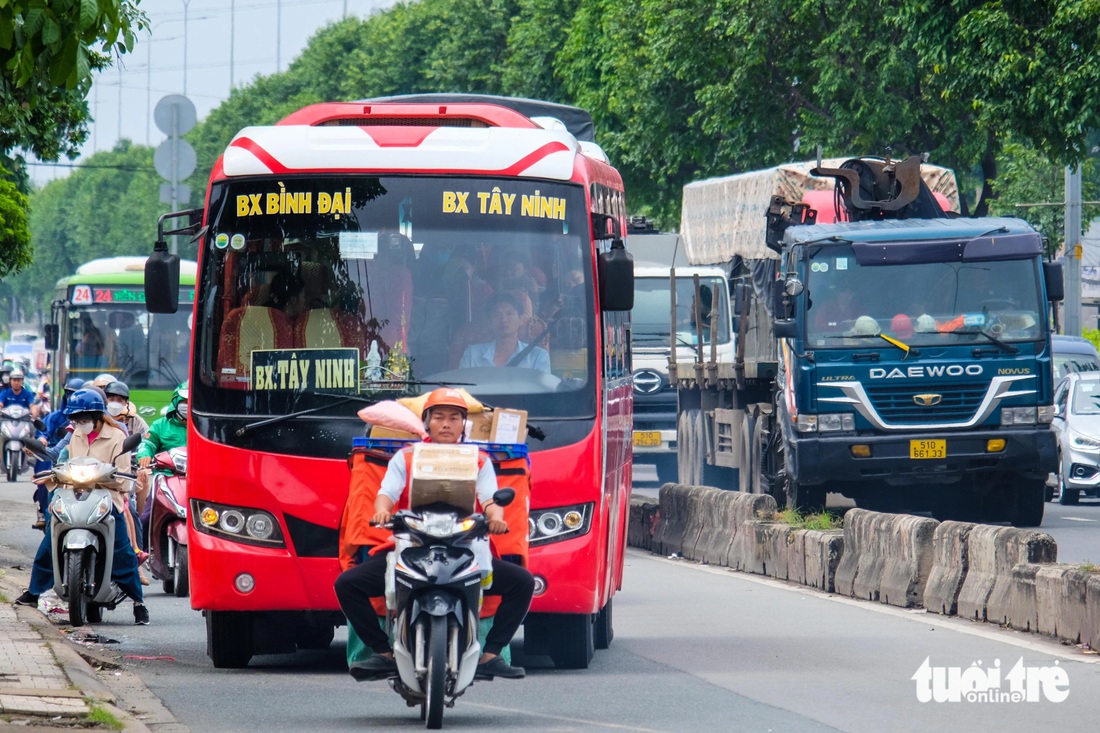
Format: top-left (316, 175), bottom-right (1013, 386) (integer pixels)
top-left (136, 382), bottom-right (188, 472)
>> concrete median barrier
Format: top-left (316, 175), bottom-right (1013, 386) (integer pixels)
top-left (835, 509), bottom-right (881, 600)
top-left (742, 521), bottom-right (794, 578)
top-left (694, 490), bottom-right (739, 566)
top-left (923, 521), bottom-right (974, 616)
top-left (878, 514), bottom-right (937, 608)
top-left (628, 496), bottom-right (659, 552)
top-left (786, 530), bottom-right (808, 585)
top-left (803, 529), bottom-right (844, 593)
top-left (726, 493), bottom-right (778, 570)
top-left (958, 526), bottom-right (1056, 623)
top-left (1087, 575), bottom-right (1100, 651)
top-left (681, 486), bottom-right (722, 562)
top-left (652, 484), bottom-right (689, 556)
top-left (1035, 565), bottom-right (1090, 643)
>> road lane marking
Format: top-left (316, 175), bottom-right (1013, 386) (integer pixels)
top-left (464, 702), bottom-right (677, 732)
top-left (1064, 517), bottom-right (1097, 522)
top-left (630, 549), bottom-right (1100, 666)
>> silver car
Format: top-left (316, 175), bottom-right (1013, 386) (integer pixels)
top-left (1051, 372), bottom-right (1100, 504)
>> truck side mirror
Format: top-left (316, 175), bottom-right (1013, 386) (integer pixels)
top-left (1044, 261), bottom-right (1064, 302)
top-left (598, 239), bottom-right (634, 311)
top-left (145, 242), bottom-right (181, 314)
top-left (43, 324), bottom-right (59, 351)
top-left (773, 319), bottom-right (797, 338)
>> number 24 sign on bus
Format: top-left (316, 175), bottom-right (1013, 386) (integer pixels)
top-left (250, 348), bottom-right (359, 393)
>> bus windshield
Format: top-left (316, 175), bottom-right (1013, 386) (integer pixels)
top-left (804, 245), bottom-right (1044, 349)
top-left (65, 303), bottom-right (192, 389)
top-left (194, 175), bottom-right (595, 423)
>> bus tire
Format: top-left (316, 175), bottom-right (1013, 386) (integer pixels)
top-left (594, 599), bottom-right (613, 650)
top-left (547, 613), bottom-right (594, 670)
top-left (207, 611), bottom-right (253, 668)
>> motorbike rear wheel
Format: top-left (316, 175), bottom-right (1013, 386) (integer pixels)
top-left (423, 615), bottom-right (447, 730)
top-left (66, 551), bottom-right (89, 627)
top-left (86, 603), bottom-right (104, 624)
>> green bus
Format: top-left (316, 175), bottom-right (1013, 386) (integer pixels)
top-left (48, 257), bottom-right (197, 419)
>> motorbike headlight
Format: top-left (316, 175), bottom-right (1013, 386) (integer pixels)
top-left (69, 464), bottom-right (100, 485)
top-left (528, 503), bottom-right (593, 546)
top-left (49, 498), bottom-right (72, 524)
top-left (170, 449), bottom-right (187, 475)
top-left (404, 512), bottom-right (471, 538)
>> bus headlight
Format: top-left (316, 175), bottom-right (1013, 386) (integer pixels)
top-left (192, 500), bottom-right (285, 547)
top-left (528, 503), bottom-right (593, 546)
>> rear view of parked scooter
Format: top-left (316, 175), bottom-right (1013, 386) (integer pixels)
top-left (27, 433), bottom-right (142, 626)
top-left (147, 447), bottom-right (189, 596)
top-left (1, 404), bottom-right (35, 482)
top-left (380, 488), bottom-right (514, 730)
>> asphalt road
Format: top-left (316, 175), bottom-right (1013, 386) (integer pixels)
top-left (2, 473), bottom-right (1100, 732)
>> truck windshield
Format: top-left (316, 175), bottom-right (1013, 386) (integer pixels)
top-left (65, 303), bottom-right (192, 388)
top-left (193, 175), bottom-right (595, 422)
top-left (633, 276), bottom-right (730, 347)
top-left (804, 245), bottom-right (1044, 348)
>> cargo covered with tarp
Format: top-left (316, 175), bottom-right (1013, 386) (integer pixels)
top-left (680, 158), bottom-right (959, 263)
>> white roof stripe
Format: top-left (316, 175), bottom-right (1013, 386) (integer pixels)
top-left (222, 124), bottom-right (581, 179)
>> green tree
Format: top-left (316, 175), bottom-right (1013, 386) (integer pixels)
top-left (0, 168), bottom-right (30, 278)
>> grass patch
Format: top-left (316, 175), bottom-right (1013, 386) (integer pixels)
top-left (86, 703), bottom-right (124, 731)
top-left (772, 507), bottom-right (843, 530)
top-left (1080, 561), bottom-right (1100, 574)
top-left (0, 592), bottom-right (8, 604)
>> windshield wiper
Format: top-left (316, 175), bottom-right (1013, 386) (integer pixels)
top-left (960, 328), bottom-right (1019, 355)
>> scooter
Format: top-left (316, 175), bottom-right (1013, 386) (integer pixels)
top-left (1, 404), bottom-right (35, 482)
top-left (379, 488), bottom-right (514, 730)
top-left (147, 447), bottom-right (189, 596)
top-left (26, 434), bottom-right (142, 627)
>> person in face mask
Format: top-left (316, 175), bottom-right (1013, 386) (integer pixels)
top-left (14, 389), bottom-right (150, 624)
top-left (103, 381), bottom-right (152, 581)
top-left (26, 378), bottom-right (85, 530)
top-left (135, 382), bottom-right (188, 494)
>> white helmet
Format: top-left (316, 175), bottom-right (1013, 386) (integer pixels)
top-left (850, 316), bottom-right (881, 336)
top-left (915, 314), bottom-right (938, 333)
top-left (9, 368), bottom-right (25, 379)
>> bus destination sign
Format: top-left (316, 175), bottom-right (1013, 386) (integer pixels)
top-left (70, 285), bottom-right (196, 306)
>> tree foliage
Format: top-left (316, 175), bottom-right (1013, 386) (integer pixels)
top-left (0, 167), bottom-right (30, 279)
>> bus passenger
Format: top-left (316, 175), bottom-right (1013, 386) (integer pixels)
top-left (334, 388), bottom-right (534, 682)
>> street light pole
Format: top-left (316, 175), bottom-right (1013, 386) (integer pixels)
top-left (276, 0), bottom-right (282, 72)
top-left (230, 0), bottom-right (235, 89)
top-left (182, 0), bottom-right (191, 95)
top-left (1066, 166), bottom-right (1083, 336)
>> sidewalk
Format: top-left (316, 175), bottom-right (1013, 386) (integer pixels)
top-left (0, 569), bottom-right (150, 732)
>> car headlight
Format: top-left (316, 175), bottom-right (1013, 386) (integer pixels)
top-left (193, 500), bottom-right (285, 547)
top-left (528, 503), bottom-right (593, 546)
top-left (1070, 431), bottom-right (1100, 452)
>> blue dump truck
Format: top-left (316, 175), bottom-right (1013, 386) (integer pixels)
top-left (671, 156), bottom-right (1063, 526)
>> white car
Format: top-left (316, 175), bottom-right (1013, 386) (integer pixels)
top-left (1050, 372), bottom-right (1100, 504)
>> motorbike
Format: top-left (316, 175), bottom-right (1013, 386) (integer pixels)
top-left (378, 488), bottom-right (514, 730)
top-left (2, 404), bottom-right (35, 482)
top-left (147, 447), bottom-right (189, 596)
top-left (25, 433), bottom-right (142, 626)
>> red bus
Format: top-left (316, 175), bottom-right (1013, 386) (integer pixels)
top-left (144, 95), bottom-right (634, 669)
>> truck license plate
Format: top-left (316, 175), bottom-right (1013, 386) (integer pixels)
top-left (910, 439), bottom-right (946, 459)
top-left (633, 431), bottom-right (662, 447)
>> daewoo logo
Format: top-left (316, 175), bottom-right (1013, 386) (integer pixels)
top-left (870, 365), bottom-right (984, 379)
top-left (914, 394), bottom-right (943, 407)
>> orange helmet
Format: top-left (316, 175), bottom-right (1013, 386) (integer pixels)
top-left (421, 387), bottom-right (469, 422)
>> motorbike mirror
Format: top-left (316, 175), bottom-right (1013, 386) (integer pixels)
top-left (23, 440), bottom-right (47, 458)
top-left (119, 433), bottom-right (143, 457)
top-left (33, 418), bottom-right (46, 432)
top-left (491, 488), bottom-right (515, 508)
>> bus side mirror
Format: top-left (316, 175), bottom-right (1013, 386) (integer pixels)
top-left (598, 239), bottom-right (634, 311)
top-left (1044, 261), bottom-right (1064, 302)
top-left (145, 242), bottom-right (181, 314)
top-left (43, 324), bottom-right (59, 351)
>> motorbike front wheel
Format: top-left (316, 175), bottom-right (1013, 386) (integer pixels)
top-left (423, 615), bottom-right (447, 730)
top-left (66, 551), bottom-right (89, 627)
top-left (173, 544), bottom-right (189, 598)
top-left (6, 450), bottom-right (17, 483)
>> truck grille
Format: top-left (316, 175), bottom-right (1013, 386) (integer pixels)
top-left (863, 383), bottom-right (987, 424)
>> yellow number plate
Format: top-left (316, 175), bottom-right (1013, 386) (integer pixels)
top-left (633, 431), bottom-right (662, 447)
top-left (910, 439), bottom-right (946, 460)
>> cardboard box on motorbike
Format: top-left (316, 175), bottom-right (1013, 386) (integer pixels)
top-left (408, 443), bottom-right (478, 512)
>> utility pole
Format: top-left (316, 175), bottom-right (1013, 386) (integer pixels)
top-left (1065, 166), bottom-right (1083, 336)
top-left (230, 0), bottom-right (235, 89)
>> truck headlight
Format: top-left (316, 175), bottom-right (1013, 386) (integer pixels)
top-left (1000, 407), bottom-right (1037, 426)
top-left (797, 413), bottom-right (854, 432)
top-left (1037, 405), bottom-right (1055, 424)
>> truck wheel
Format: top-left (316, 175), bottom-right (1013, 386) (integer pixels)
top-left (678, 409), bottom-right (704, 486)
top-left (677, 411), bottom-right (694, 485)
top-left (1010, 478), bottom-right (1045, 527)
top-left (546, 613), bottom-right (595, 670)
top-left (207, 611), bottom-right (254, 668)
top-left (788, 481), bottom-right (826, 513)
